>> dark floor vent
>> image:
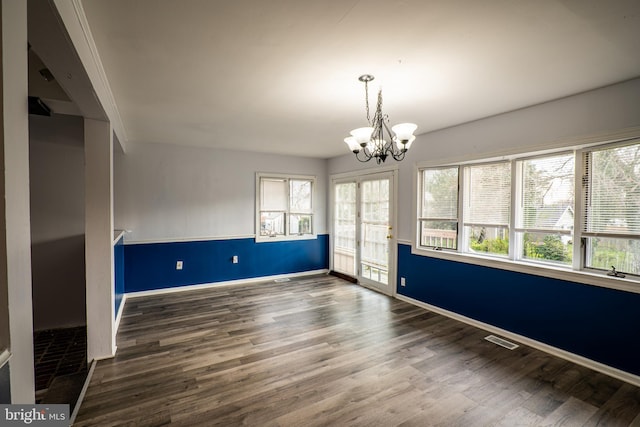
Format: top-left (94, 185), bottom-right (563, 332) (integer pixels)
top-left (485, 334), bottom-right (519, 350)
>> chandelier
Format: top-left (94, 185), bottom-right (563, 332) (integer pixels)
top-left (344, 74), bottom-right (417, 164)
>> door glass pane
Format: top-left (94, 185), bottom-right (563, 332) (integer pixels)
top-left (361, 179), bottom-right (390, 285)
top-left (333, 182), bottom-right (356, 275)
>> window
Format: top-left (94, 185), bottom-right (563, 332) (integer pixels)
top-left (463, 162), bottom-right (511, 256)
top-left (257, 174), bottom-right (314, 241)
top-left (516, 153), bottom-right (574, 265)
top-left (415, 138), bottom-right (640, 284)
top-left (582, 142), bottom-right (640, 276)
top-left (418, 167), bottom-right (459, 249)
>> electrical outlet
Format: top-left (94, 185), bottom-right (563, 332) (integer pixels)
top-left (176, 260), bottom-right (183, 270)
top-left (232, 255), bottom-right (238, 264)
top-left (400, 277), bottom-right (406, 287)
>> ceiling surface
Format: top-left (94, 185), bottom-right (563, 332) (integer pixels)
top-left (78, 0), bottom-right (640, 158)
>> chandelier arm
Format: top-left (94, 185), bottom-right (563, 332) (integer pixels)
top-left (355, 149), bottom-right (372, 162)
top-left (391, 150), bottom-right (407, 161)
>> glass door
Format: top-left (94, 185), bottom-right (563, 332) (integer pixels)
top-left (332, 172), bottom-right (395, 296)
top-left (359, 175), bottom-right (392, 294)
top-left (333, 182), bottom-right (357, 276)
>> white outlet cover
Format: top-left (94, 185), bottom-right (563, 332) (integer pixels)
top-left (176, 260), bottom-right (183, 270)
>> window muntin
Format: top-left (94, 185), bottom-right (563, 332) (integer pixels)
top-left (583, 142), bottom-right (640, 275)
top-left (418, 167), bottom-right (459, 249)
top-left (463, 162), bottom-right (511, 256)
top-left (257, 174), bottom-right (314, 240)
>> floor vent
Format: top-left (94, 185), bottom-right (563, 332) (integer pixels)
top-left (485, 335), bottom-right (519, 350)
top-left (274, 278), bottom-right (291, 283)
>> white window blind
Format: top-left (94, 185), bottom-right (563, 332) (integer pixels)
top-left (261, 179), bottom-right (287, 211)
top-left (584, 142), bottom-right (640, 236)
top-left (520, 153), bottom-right (575, 231)
top-left (463, 162), bottom-right (510, 227)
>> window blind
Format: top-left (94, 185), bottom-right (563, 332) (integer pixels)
top-left (464, 162), bottom-right (510, 227)
top-left (584, 142), bottom-right (640, 236)
top-left (261, 178), bottom-right (287, 211)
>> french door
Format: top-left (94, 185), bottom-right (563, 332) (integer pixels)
top-left (332, 171), bottom-right (396, 295)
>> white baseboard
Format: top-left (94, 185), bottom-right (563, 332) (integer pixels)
top-left (125, 269), bottom-right (329, 299)
top-left (395, 294), bottom-right (640, 388)
top-left (69, 358), bottom-right (96, 425)
top-left (114, 294), bottom-right (127, 335)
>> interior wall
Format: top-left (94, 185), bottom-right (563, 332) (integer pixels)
top-left (29, 113), bottom-right (85, 331)
top-left (328, 77), bottom-right (640, 242)
top-left (115, 142), bottom-right (328, 243)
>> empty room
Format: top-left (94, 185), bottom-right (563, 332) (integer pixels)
top-left (2, 0), bottom-right (640, 425)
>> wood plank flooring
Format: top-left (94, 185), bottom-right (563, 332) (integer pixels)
top-left (74, 275), bottom-right (640, 426)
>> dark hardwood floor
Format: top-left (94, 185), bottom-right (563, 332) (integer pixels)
top-left (74, 275), bottom-right (640, 426)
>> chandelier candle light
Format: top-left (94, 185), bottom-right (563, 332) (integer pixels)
top-left (344, 74), bottom-right (417, 163)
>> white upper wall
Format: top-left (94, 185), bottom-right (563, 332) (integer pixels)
top-left (115, 143), bottom-right (328, 243)
top-left (328, 77), bottom-right (640, 242)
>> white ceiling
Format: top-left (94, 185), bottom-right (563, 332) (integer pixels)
top-left (79, 0), bottom-right (640, 159)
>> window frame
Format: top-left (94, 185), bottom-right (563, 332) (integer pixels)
top-left (255, 173), bottom-right (316, 243)
top-left (577, 141), bottom-right (640, 276)
top-left (417, 166), bottom-right (460, 250)
top-left (461, 160), bottom-right (512, 258)
top-left (412, 136), bottom-right (640, 293)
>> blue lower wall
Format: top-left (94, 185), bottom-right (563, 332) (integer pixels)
top-left (114, 236), bottom-right (125, 318)
top-left (397, 244), bottom-right (640, 377)
top-left (124, 235), bottom-right (329, 293)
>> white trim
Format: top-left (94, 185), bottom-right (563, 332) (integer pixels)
top-left (408, 243), bottom-right (640, 294)
top-left (396, 294), bottom-right (640, 388)
top-left (330, 164), bottom-right (400, 181)
top-left (125, 234), bottom-right (256, 245)
top-left (125, 269), bottom-right (329, 299)
top-left (0, 349), bottom-right (10, 369)
top-left (113, 230), bottom-right (125, 245)
top-left (114, 294), bottom-right (127, 335)
top-left (397, 238), bottom-right (411, 245)
top-left (70, 359), bottom-right (96, 426)
top-left (124, 232), bottom-right (330, 245)
top-left (68, 0), bottom-right (128, 152)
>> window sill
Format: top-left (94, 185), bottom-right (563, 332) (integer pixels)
top-left (409, 243), bottom-right (640, 295)
top-left (255, 234), bottom-right (318, 243)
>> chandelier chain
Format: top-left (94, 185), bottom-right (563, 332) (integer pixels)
top-left (364, 80), bottom-right (370, 124)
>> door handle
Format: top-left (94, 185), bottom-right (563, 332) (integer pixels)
top-left (386, 234), bottom-right (393, 239)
